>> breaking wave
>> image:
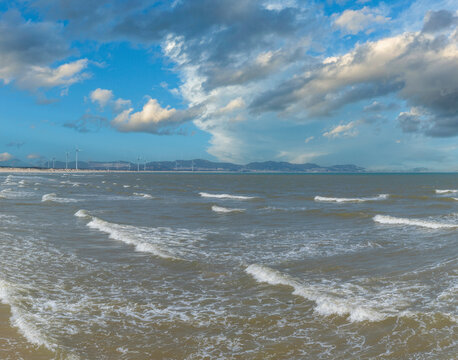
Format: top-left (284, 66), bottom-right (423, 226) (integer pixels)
top-left (314, 194), bottom-right (389, 203)
top-left (42, 193), bottom-right (79, 203)
top-left (199, 192), bottom-right (255, 200)
top-left (133, 192), bottom-right (154, 199)
top-left (74, 210), bottom-right (179, 259)
top-left (435, 189), bottom-right (457, 194)
top-left (0, 188), bottom-right (35, 199)
top-left (211, 205), bottom-right (245, 213)
top-left (373, 215), bottom-right (457, 229)
top-left (245, 264), bottom-right (384, 322)
top-left (0, 279), bottom-right (59, 353)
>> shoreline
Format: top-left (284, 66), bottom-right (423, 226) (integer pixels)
top-left (0, 167), bottom-right (456, 174)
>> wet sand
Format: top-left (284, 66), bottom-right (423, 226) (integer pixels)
top-left (0, 304), bottom-right (54, 359)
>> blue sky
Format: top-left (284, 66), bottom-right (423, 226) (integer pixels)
top-left (0, 0), bottom-right (457, 170)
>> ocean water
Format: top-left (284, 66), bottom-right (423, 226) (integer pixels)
top-left (0, 172), bottom-right (456, 359)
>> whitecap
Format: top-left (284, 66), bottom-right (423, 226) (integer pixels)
top-left (211, 205), bottom-right (245, 213)
top-left (76, 213), bottom-right (179, 259)
top-left (0, 188), bottom-right (35, 199)
top-left (42, 193), bottom-right (79, 203)
top-left (373, 214), bottom-right (457, 229)
top-left (245, 264), bottom-right (384, 322)
top-left (435, 189), bottom-right (457, 194)
top-left (74, 209), bottom-right (91, 218)
top-left (0, 279), bottom-right (56, 351)
top-left (133, 192), bottom-right (154, 199)
top-left (199, 192), bottom-right (255, 200)
top-left (314, 194), bottom-right (389, 203)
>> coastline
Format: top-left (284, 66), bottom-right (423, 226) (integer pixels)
top-left (0, 167), bottom-right (456, 175)
top-left (0, 303), bottom-right (54, 359)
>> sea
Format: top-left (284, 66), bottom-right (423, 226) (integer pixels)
top-left (0, 172), bottom-right (456, 359)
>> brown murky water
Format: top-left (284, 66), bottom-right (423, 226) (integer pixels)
top-left (0, 173), bottom-right (456, 359)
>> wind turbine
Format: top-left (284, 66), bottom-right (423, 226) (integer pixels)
top-left (75, 147), bottom-right (82, 170)
top-left (137, 156), bottom-right (141, 172)
top-left (52, 157), bottom-right (55, 169)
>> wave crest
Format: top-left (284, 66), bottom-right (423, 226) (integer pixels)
top-left (435, 189), bottom-right (457, 194)
top-left (74, 211), bottom-right (180, 259)
top-left (314, 194), bottom-right (389, 203)
top-left (42, 193), bottom-right (78, 203)
top-left (245, 264), bottom-right (383, 322)
top-left (373, 215), bottom-right (457, 229)
top-left (211, 205), bottom-right (245, 213)
top-left (133, 192), bottom-right (153, 199)
top-left (199, 192), bottom-right (255, 200)
top-left (74, 209), bottom-right (91, 218)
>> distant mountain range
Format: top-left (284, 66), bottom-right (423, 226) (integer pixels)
top-left (0, 158), bottom-right (365, 173)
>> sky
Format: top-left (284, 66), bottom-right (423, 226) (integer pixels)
top-left (0, 0), bottom-right (457, 170)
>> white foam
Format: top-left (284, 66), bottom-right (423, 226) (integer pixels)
top-left (42, 193), bottom-right (78, 203)
top-left (373, 215), bottom-right (457, 229)
top-left (133, 192), bottom-right (153, 199)
top-left (0, 279), bottom-right (56, 351)
top-left (314, 194), bottom-right (389, 203)
top-left (123, 185), bottom-right (130, 188)
top-left (83, 216), bottom-right (178, 259)
top-left (0, 188), bottom-right (35, 199)
top-left (199, 192), bottom-right (255, 200)
top-left (211, 205), bottom-right (245, 213)
top-left (435, 189), bottom-right (457, 194)
top-left (245, 264), bottom-right (383, 322)
top-left (74, 209), bottom-right (91, 218)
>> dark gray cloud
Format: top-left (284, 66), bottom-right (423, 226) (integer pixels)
top-left (397, 111), bottom-right (422, 133)
top-left (113, 0), bottom-right (301, 62)
top-left (64, 114), bottom-right (108, 133)
top-left (249, 13), bottom-right (458, 136)
top-left (29, 0), bottom-right (320, 85)
top-left (0, 10), bottom-right (69, 69)
top-left (425, 115), bottom-right (458, 137)
top-left (202, 47), bottom-right (308, 90)
top-left (422, 10), bottom-right (457, 33)
top-left (0, 10), bottom-right (89, 91)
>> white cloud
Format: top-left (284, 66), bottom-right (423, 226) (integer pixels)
top-left (215, 97), bottom-right (246, 115)
top-left (111, 98), bottom-right (201, 133)
top-left (305, 136), bottom-right (315, 143)
top-left (16, 59), bottom-right (90, 90)
top-left (89, 88), bottom-right (131, 112)
top-left (323, 121), bottom-right (359, 138)
top-left (0, 10), bottom-right (87, 93)
top-left (90, 88), bottom-right (113, 108)
top-left (0, 152), bottom-right (13, 161)
top-left (334, 7), bottom-right (390, 34)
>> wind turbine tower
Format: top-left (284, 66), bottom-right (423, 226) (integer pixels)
top-left (137, 156), bottom-right (141, 172)
top-left (75, 147), bottom-right (81, 170)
